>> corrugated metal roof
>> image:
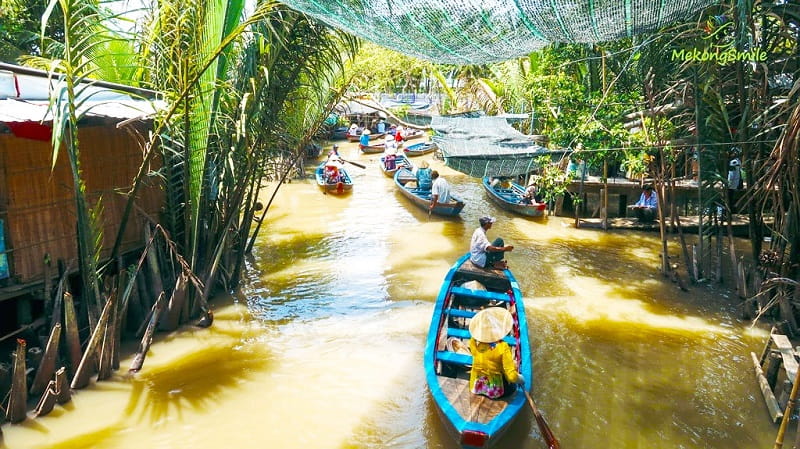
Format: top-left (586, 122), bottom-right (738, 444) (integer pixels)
top-left (0, 64), bottom-right (163, 124)
top-left (0, 98), bottom-right (164, 123)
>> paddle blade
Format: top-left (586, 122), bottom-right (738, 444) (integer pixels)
top-left (343, 159), bottom-right (366, 169)
top-left (524, 391), bottom-right (560, 449)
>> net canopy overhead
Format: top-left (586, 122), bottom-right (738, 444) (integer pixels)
top-left (431, 116), bottom-right (564, 178)
top-left (278, 0), bottom-right (716, 64)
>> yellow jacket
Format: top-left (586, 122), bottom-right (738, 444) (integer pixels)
top-left (468, 339), bottom-right (519, 391)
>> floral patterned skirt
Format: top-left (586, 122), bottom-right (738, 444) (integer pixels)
top-left (471, 375), bottom-right (505, 399)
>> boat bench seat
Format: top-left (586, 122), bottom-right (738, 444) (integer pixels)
top-left (447, 308), bottom-right (476, 319)
top-left (447, 327), bottom-right (517, 346)
top-left (450, 286), bottom-right (509, 303)
top-left (437, 351), bottom-right (473, 366)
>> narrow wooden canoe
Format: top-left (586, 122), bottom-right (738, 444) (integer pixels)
top-left (347, 132), bottom-right (386, 142)
top-left (402, 129), bottom-right (427, 141)
top-left (424, 254), bottom-right (531, 448)
top-left (482, 177), bottom-right (546, 217)
top-left (315, 162), bottom-right (353, 194)
top-left (360, 140), bottom-right (404, 154)
top-left (379, 154), bottom-right (412, 178)
top-left (394, 167), bottom-right (465, 216)
top-left (404, 141), bottom-right (438, 157)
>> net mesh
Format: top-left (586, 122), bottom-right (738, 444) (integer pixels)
top-left (430, 116), bottom-right (563, 177)
top-left (279, 0), bottom-right (716, 64)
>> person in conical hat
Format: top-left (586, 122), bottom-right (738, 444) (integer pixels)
top-left (415, 160), bottom-right (433, 191)
top-left (467, 307), bottom-right (523, 399)
top-left (359, 129), bottom-right (371, 149)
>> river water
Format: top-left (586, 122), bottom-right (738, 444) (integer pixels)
top-left (1, 142), bottom-right (780, 448)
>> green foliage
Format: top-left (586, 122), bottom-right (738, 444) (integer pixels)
top-left (533, 155), bottom-right (573, 206)
top-left (0, 0), bottom-right (64, 62)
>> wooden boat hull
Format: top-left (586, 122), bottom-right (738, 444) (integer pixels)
top-left (403, 129), bottom-right (427, 141)
top-left (404, 141), bottom-right (438, 157)
top-left (394, 168), bottom-right (465, 216)
top-left (360, 144), bottom-right (385, 154)
top-left (347, 132), bottom-right (386, 142)
top-left (361, 140), bottom-right (404, 154)
top-left (482, 177), bottom-right (546, 217)
top-left (379, 154), bottom-right (411, 178)
top-left (315, 163), bottom-right (353, 194)
top-left (424, 254), bottom-right (532, 448)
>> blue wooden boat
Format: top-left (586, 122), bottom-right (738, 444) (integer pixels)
top-left (424, 253), bottom-right (531, 448)
top-left (315, 162), bottom-right (353, 194)
top-left (403, 141), bottom-right (438, 157)
top-left (379, 154), bottom-right (411, 178)
top-left (482, 177), bottom-right (546, 217)
top-left (347, 131), bottom-right (386, 142)
top-left (394, 167), bottom-right (465, 216)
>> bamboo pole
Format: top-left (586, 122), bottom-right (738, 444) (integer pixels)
top-left (30, 324), bottom-right (62, 396)
top-left (63, 292), bottom-right (82, 376)
top-left (98, 291), bottom-right (117, 381)
top-left (129, 292), bottom-right (166, 373)
top-left (6, 339), bottom-right (27, 423)
top-left (71, 295), bottom-right (115, 389)
top-left (774, 355), bottom-right (800, 448)
top-left (160, 273), bottom-right (187, 331)
top-left (144, 225), bottom-right (164, 306)
top-left (43, 254), bottom-right (52, 319)
top-left (33, 381), bottom-right (58, 417)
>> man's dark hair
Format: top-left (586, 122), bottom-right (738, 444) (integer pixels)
top-left (431, 170), bottom-right (440, 179)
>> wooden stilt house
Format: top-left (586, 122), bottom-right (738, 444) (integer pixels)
top-left (0, 63), bottom-right (164, 341)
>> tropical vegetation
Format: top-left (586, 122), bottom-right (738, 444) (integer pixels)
top-left (0, 0), bottom-right (798, 396)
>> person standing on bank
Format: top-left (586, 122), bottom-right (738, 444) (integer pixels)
top-left (429, 170), bottom-right (450, 211)
top-left (468, 307), bottom-right (524, 399)
top-left (470, 216), bottom-right (513, 270)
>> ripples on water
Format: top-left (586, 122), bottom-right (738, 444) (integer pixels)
top-left (0, 144), bottom-right (780, 449)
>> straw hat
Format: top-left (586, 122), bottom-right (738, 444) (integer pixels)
top-left (469, 307), bottom-right (513, 343)
top-left (363, 129), bottom-right (371, 135)
top-left (420, 160), bottom-right (430, 169)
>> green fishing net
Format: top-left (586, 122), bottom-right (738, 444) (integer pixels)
top-left (279, 0), bottom-right (716, 64)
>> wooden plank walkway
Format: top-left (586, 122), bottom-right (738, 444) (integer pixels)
top-left (576, 214), bottom-right (754, 237)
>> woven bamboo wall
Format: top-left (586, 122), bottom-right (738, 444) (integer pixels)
top-left (0, 124), bottom-right (164, 283)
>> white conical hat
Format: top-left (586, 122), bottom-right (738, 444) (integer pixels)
top-left (469, 307), bottom-right (513, 343)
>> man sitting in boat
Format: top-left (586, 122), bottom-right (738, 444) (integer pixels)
top-left (470, 216), bottom-right (514, 270)
top-left (521, 179), bottom-right (539, 204)
top-left (468, 307), bottom-right (524, 399)
top-left (429, 170), bottom-right (450, 211)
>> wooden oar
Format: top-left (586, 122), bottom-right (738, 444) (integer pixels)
top-left (341, 158), bottom-right (366, 169)
top-left (523, 389), bottom-right (560, 449)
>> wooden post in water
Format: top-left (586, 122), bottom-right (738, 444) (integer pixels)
top-left (130, 292), bottom-right (166, 373)
top-left (63, 292), bottom-right (82, 376)
top-left (6, 339), bottom-right (27, 423)
top-left (71, 295), bottom-right (115, 389)
top-left (161, 273), bottom-right (187, 331)
top-left (98, 292), bottom-right (117, 381)
top-left (30, 323), bottom-right (61, 396)
top-left (774, 361), bottom-right (800, 448)
top-left (33, 381), bottom-right (58, 417)
top-left (55, 367), bottom-right (70, 404)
